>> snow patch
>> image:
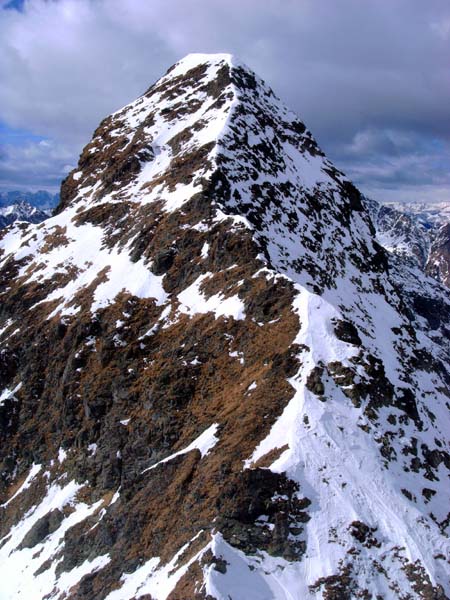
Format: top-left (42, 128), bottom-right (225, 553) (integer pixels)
top-left (104, 531), bottom-right (208, 600)
top-left (144, 424), bottom-right (219, 473)
top-left (0, 463), bottom-right (42, 509)
top-left (178, 274), bottom-right (245, 320)
top-left (0, 480), bottom-right (104, 599)
top-left (0, 382), bottom-right (22, 406)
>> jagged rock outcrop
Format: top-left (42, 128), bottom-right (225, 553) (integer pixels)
top-left (0, 54), bottom-right (449, 599)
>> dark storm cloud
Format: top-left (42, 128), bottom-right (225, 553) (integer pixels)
top-left (0, 0), bottom-right (449, 201)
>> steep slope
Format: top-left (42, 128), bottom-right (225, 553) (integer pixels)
top-left (0, 201), bottom-right (49, 229)
top-left (0, 54), bottom-right (449, 600)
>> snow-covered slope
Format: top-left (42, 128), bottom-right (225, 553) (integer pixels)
top-left (0, 54), bottom-right (448, 599)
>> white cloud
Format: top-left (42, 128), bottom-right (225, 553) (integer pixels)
top-left (0, 138), bottom-right (75, 191)
top-left (431, 17), bottom-right (450, 40)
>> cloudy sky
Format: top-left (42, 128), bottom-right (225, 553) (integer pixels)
top-left (0, 0), bottom-right (449, 203)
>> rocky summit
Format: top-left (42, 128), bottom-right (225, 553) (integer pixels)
top-left (0, 53), bottom-right (449, 599)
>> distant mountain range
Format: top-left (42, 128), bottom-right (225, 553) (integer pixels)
top-left (386, 201), bottom-right (450, 227)
top-left (0, 201), bottom-right (49, 229)
top-left (0, 190), bottom-right (59, 212)
top-left (365, 197), bottom-right (450, 286)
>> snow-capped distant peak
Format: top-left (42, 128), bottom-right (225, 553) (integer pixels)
top-left (0, 201), bottom-right (48, 229)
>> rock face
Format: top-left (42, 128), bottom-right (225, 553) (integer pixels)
top-left (0, 200), bottom-right (48, 229)
top-left (0, 53), bottom-right (449, 599)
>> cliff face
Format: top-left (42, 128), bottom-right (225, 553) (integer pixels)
top-left (0, 54), bottom-right (449, 600)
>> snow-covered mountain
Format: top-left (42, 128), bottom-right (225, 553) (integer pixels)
top-left (386, 201), bottom-right (450, 228)
top-left (0, 190), bottom-right (59, 212)
top-left (0, 201), bottom-right (49, 229)
top-left (364, 196), bottom-right (431, 268)
top-left (366, 196), bottom-right (450, 287)
top-left (0, 54), bottom-right (448, 599)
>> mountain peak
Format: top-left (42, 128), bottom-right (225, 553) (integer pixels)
top-left (57, 51), bottom-right (237, 212)
top-left (58, 51), bottom-right (297, 217)
top-left (58, 51), bottom-right (373, 294)
top-left (0, 56), bottom-right (449, 599)
top-left (166, 52), bottom-right (234, 75)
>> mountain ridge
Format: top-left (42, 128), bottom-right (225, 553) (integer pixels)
top-left (0, 54), bottom-right (448, 599)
